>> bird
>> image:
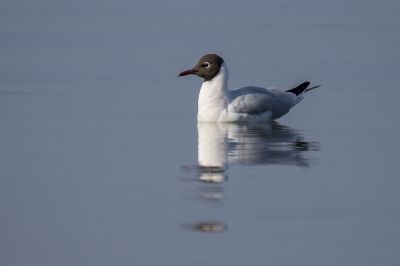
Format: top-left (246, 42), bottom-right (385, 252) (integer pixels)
top-left (178, 54), bottom-right (320, 123)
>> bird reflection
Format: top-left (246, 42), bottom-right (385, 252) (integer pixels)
top-left (196, 122), bottom-right (319, 182)
top-left (180, 221), bottom-right (228, 233)
top-left (180, 122), bottom-right (319, 233)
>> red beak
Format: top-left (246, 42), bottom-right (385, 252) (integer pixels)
top-left (178, 69), bottom-right (195, 77)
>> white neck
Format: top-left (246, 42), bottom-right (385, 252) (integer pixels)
top-left (197, 63), bottom-right (229, 122)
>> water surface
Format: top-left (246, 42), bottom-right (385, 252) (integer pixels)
top-left (1, 0), bottom-right (400, 265)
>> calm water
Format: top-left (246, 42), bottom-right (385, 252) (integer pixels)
top-left (1, 0), bottom-right (400, 265)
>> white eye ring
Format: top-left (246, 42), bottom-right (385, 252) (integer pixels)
top-left (202, 62), bottom-right (211, 68)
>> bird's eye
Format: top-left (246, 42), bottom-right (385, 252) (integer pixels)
top-left (201, 62), bottom-right (211, 68)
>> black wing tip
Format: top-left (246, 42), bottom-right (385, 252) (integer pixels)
top-left (286, 81), bottom-right (311, 96)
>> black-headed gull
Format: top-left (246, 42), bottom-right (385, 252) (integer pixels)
top-left (179, 54), bottom-right (320, 122)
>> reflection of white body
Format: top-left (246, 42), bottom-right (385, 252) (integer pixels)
top-left (197, 122), bottom-right (317, 178)
top-left (197, 123), bottom-right (227, 183)
top-left (198, 123), bottom-right (226, 168)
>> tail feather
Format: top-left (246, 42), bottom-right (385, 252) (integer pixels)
top-left (286, 82), bottom-right (321, 96)
top-left (305, 85), bottom-right (321, 92)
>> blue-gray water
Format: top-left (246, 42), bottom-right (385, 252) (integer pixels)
top-left (1, 0), bottom-right (400, 265)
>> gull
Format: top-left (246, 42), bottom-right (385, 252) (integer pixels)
top-left (178, 54), bottom-right (320, 122)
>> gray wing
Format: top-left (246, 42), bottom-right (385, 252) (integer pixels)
top-left (228, 86), bottom-right (274, 115)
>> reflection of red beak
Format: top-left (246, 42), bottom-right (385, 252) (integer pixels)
top-left (178, 69), bottom-right (195, 77)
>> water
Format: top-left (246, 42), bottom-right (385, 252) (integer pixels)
top-left (1, 0), bottom-right (400, 265)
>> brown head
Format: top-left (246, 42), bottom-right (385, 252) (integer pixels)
top-left (178, 54), bottom-right (224, 81)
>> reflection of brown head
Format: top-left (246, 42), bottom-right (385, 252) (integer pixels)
top-left (180, 221), bottom-right (227, 233)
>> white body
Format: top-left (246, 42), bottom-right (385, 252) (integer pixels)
top-left (197, 63), bottom-right (303, 122)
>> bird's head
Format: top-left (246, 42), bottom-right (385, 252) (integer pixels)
top-left (178, 54), bottom-right (224, 81)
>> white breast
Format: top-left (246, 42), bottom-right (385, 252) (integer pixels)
top-left (197, 64), bottom-right (229, 122)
